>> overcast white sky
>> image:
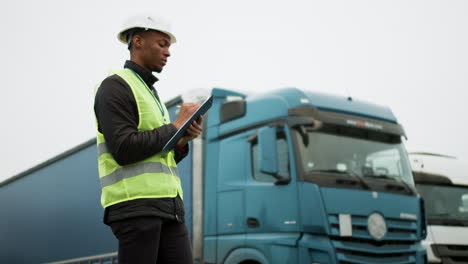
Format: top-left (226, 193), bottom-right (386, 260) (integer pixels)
top-left (1, 0), bottom-right (467, 182)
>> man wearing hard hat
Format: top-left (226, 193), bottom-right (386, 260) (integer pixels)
top-left (94, 14), bottom-right (200, 263)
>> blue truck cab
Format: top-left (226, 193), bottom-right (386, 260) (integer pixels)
top-left (0, 87), bottom-right (427, 263)
top-left (175, 88), bottom-right (427, 263)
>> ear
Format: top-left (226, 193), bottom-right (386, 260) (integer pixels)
top-left (132, 34), bottom-right (144, 50)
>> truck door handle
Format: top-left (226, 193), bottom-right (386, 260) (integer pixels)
top-left (247, 217), bottom-right (260, 228)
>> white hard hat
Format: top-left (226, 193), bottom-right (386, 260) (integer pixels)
top-left (117, 14), bottom-right (176, 44)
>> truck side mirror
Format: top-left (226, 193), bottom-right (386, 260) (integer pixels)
top-left (258, 126), bottom-right (278, 175)
top-left (257, 126), bottom-right (291, 185)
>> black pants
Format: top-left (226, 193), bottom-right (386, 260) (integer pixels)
top-left (110, 216), bottom-right (193, 264)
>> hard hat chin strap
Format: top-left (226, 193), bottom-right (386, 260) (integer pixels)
top-left (127, 31), bottom-right (134, 50)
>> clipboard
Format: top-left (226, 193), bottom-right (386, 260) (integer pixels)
top-left (162, 95), bottom-right (213, 153)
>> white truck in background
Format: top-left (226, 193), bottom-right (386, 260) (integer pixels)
top-left (410, 153), bottom-right (468, 264)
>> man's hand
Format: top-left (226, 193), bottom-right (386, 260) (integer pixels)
top-left (173, 103), bottom-right (200, 130)
top-left (172, 103), bottom-right (203, 148)
top-left (177, 115), bottom-right (203, 147)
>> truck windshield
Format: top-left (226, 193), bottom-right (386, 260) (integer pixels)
top-left (293, 124), bottom-right (414, 186)
top-left (416, 184), bottom-right (468, 226)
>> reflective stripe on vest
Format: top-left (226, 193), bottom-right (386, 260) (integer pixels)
top-left (97, 142), bottom-right (109, 156)
top-left (97, 142), bottom-right (179, 188)
top-left (100, 161), bottom-right (179, 188)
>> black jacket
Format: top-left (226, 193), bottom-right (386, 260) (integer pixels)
top-left (94, 60), bottom-right (188, 224)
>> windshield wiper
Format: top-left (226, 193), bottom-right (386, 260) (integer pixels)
top-left (364, 174), bottom-right (393, 180)
top-left (430, 213), bottom-right (451, 217)
top-left (348, 170), bottom-right (371, 190)
top-left (364, 174), bottom-right (415, 195)
top-left (428, 216), bottom-right (468, 226)
top-left (309, 169), bottom-right (370, 190)
top-left (309, 169), bottom-right (346, 174)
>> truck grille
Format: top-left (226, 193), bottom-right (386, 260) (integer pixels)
top-left (328, 214), bottom-right (420, 264)
top-left (431, 244), bottom-right (468, 264)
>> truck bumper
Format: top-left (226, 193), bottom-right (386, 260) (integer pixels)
top-left (298, 233), bottom-right (427, 264)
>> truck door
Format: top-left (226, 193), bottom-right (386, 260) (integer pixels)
top-left (216, 130), bottom-right (249, 261)
top-left (244, 124), bottom-right (300, 251)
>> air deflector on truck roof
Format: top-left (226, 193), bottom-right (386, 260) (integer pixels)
top-left (288, 106), bottom-right (406, 137)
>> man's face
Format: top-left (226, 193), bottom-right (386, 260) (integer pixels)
top-left (136, 30), bottom-right (171, 73)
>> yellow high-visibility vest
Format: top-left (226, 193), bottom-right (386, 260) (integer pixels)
top-left (95, 68), bottom-right (182, 208)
